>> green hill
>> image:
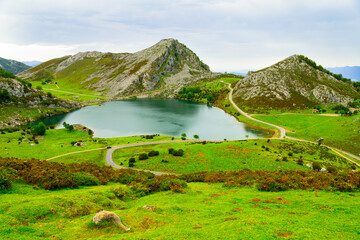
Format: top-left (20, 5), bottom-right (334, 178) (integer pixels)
top-left (0, 57), bottom-right (31, 74)
top-left (232, 55), bottom-right (360, 113)
top-left (18, 39), bottom-right (213, 97)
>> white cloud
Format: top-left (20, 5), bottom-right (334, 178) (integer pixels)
top-left (0, 0), bottom-right (359, 70)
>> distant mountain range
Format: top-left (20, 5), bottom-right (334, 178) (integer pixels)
top-left (327, 66), bottom-right (360, 82)
top-left (22, 61), bottom-right (42, 67)
top-left (0, 57), bottom-right (31, 74)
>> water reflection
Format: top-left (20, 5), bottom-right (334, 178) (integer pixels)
top-left (32, 99), bottom-right (267, 140)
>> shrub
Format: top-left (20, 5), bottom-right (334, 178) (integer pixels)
top-left (32, 122), bottom-right (46, 136)
top-left (297, 158), bottom-right (304, 165)
top-left (0, 167), bottom-right (12, 191)
top-left (111, 186), bottom-right (133, 200)
top-left (172, 149), bottom-right (184, 157)
top-left (351, 165), bottom-right (357, 170)
top-left (312, 162), bottom-right (321, 171)
top-left (71, 172), bottom-right (100, 186)
top-left (282, 157), bottom-right (288, 162)
top-left (168, 148), bottom-right (174, 154)
top-left (139, 153), bottom-right (148, 160)
top-left (129, 158), bottom-right (136, 163)
top-left (147, 150), bottom-right (159, 157)
top-left (288, 152), bottom-right (293, 157)
top-left (327, 166), bottom-right (337, 173)
top-left (129, 162), bottom-right (135, 168)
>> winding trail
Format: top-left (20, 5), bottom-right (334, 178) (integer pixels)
top-left (223, 81), bottom-right (360, 166)
top-left (106, 140), bottom-right (199, 175)
top-left (46, 83), bottom-right (360, 171)
top-left (223, 81), bottom-right (286, 139)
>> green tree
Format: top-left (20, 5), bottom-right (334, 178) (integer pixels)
top-left (32, 122), bottom-right (46, 136)
top-left (181, 133), bottom-right (187, 138)
top-left (193, 134), bottom-right (199, 139)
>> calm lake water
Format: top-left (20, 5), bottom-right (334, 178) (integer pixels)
top-left (38, 99), bottom-right (267, 140)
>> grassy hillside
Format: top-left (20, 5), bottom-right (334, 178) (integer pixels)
top-left (253, 114), bottom-right (360, 156)
top-left (1, 181), bottom-right (359, 239)
top-left (0, 57), bottom-right (30, 74)
top-left (113, 139), bottom-right (353, 173)
top-left (232, 55), bottom-right (360, 113)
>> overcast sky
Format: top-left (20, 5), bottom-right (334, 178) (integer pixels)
top-left (0, 0), bottom-right (359, 72)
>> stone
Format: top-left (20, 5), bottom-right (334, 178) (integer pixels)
top-left (93, 210), bottom-right (130, 231)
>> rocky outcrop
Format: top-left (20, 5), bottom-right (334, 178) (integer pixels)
top-left (18, 39), bottom-right (212, 97)
top-left (233, 55), bottom-right (360, 111)
top-left (0, 77), bottom-right (79, 109)
top-left (93, 211), bottom-right (130, 231)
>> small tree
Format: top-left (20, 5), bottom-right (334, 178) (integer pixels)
top-left (32, 122), bottom-right (46, 136)
top-left (181, 133), bottom-right (187, 138)
top-left (312, 162), bottom-right (321, 171)
top-left (193, 134), bottom-right (199, 140)
top-left (139, 153), bottom-right (149, 160)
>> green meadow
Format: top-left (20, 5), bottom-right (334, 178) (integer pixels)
top-left (253, 114), bottom-right (360, 156)
top-left (113, 139), bottom-right (354, 174)
top-left (1, 182), bottom-right (359, 239)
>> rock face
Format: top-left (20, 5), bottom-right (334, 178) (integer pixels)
top-left (0, 77), bottom-right (78, 108)
top-left (0, 57), bottom-right (31, 74)
top-left (233, 55), bottom-right (360, 111)
top-left (18, 39), bottom-right (212, 97)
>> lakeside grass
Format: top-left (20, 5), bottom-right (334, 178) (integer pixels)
top-left (1, 182), bottom-right (359, 239)
top-left (0, 128), bottom-right (178, 161)
top-left (0, 106), bottom-right (69, 126)
top-left (253, 114), bottom-right (360, 156)
top-left (113, 139), bottom-right (353, 174)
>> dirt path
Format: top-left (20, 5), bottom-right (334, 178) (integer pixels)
top-left (222, 82), bottom-right (360, 165)
top-left (222, 82), bottom-right (286, 138)
top-left (106, 140), bottom-right (199, 175)
top-left (46, 147), bottom-right (107, 161)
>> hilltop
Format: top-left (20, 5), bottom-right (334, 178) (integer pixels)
top-left (232, 55), bottom-right (360, 112)
top-left (0, 69), bottom-right (80, 127)
top-left (18, 39), bottom-right (213, 97)
top-left (0, 57), bottom-right (31, 74)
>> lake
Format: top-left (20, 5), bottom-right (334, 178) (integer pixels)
top-left (38, 98), bottom-right (267, 140)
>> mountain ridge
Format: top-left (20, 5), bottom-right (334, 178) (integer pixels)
top-left (0, 57), bottom-right (31, 74)
top-left (232, 54), bottom-right (360, 112)
top-left (18, 39), bottom-right (213, 97)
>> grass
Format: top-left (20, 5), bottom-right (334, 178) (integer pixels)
top-left (0, 128), bottom-right (178, 162)
top-left (253, 114), bottom-right (360, 156)
top-left (113, 139), bottom-right (353, 174)
top-left (30, 81), bottom-right (109, 103)
top-left (0, 106), bottom-right (69, 127)
top-left (0, 182), bottom-right (359, 239)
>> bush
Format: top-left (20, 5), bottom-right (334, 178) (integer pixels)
top-left (327, 166), bottom-right (337, 173)
top-left (297, 158), bottom-right (304, 165)
top-left (351, 165), bottom-right (357, 170)
top-left (129, 162), bottom-right (135, 168)
top-left (71, 172), bottom-right (100, 186)
top-left (32, 122), bottom-right (46, 136)
top-left (148, 150), bottom-right (156, 157)
top-left (168, 148), bottom-right (174, 154)
top-left (172, 149), bottom-right (184, 157)
top-left (0, 167), bottom-right (13, 191)
top-left (312, 162), bottom-right (321, 171)
top-left (139, 153), bottom-right (148, 160)
top-left (129, 158), bottom-right (136, 163)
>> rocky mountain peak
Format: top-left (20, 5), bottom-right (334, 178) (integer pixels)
top-left (233, 55), bottom-right (360, 112)
top-left (18, 39), bottom-right (212, 97)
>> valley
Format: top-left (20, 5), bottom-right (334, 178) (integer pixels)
top-left (1, 39), bottom-right (360, 239)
